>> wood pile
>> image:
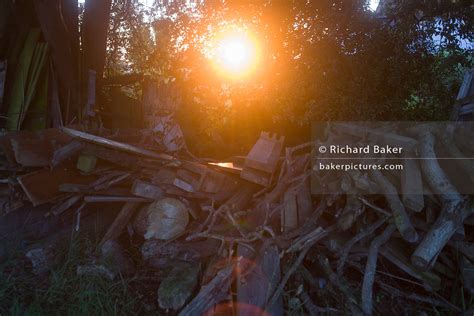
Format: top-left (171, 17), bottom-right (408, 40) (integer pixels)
top-left (0, 121), bottom-right (473, 315)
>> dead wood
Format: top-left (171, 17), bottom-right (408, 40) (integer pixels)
top-left (361, 224), bottom-right (396, 316)
top-left (317, 254), bottom-right (363, 316)
top-left (336, 217), bottom-right (387, 275)
top-left (98, 202), bottom-right (139, 247)
top-left (236, 245), bottom-right (283, 316)
top-left (370, 170), bottom-right (418, 243)
top-left (178, 264), bottom-right (235, 316)
top-left (411, 130), bottom-right (470, 269)
top-left (62, 127), bottom-right (178, 163)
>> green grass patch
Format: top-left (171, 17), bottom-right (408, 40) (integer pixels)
top-left (0, 233), bottom-right (144, 315)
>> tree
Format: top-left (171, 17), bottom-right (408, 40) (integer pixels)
top-left (105, 0), bottom-right (473, 156)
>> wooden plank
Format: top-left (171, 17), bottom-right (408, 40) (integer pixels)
top-left (178, 264), bottom-right (235, 316)
top-left (51, 140), bottom-right (83, 168)
top-left (98, 202), bottom-right (139, 247)
top-left (245, 132), bottom-right (284, 172)
top-left (236, 245), bottom-right (283, 316)
top-left (59, 183), bottom-right (131, 196)
top-left (50, 193), bottom-right (83, 216)
top-left (131, 180), bottom-right (164, 199)
top-left (62, 127), bottom-right (176, 162)
top-left (6, 129), bottom-right (71, 167)
top-left (84, 195), bottom-right (151, 203)
top-left (18, 164), bottom-right (94, 206)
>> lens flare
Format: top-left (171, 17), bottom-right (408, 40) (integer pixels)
top-left (211, 29), bottom-right (259, 78)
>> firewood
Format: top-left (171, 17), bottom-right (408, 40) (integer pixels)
top-left (178, 264), bottom-right (235, 316)
top-left (98, 202), bottom-right (139, 247)
top-left (379, 241), bottom-right (441, 291)
top-left (236, 245), bottom-right (283, 316)
top-left (370, 169), bottom-right (418, 243)
top-left (361, 224), bottom-right (396, 316)
top-left (141, 239), bottom-right (220, 268)
top-left (317, 254), bottom-right (363, 315)
top-left (411, 130), bottom-right (471, 269)
top-left (62, 127), bottom-right (177, 162)
top-left (337, 194), bottom-right (364, 231)
top-left (132, 197), bottom-right (189, 240)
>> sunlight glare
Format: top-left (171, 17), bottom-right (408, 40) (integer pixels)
top-left (212, 30), bottom-right (258, 78)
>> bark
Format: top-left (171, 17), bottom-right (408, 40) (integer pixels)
top-left (411, 130), bottom-right (470, 270)
top-left (361, 224), bottom-right (396, 316)
top-left (371, 169), bottom-right (418, 243)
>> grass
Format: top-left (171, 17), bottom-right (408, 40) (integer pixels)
top-left (0, 232), bottom-right (145, 315)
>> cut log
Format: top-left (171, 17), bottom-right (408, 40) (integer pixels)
top-left (411, 130), bottom-right (469, 270)
top-left (380, 241), bottom-right (441, 291)
top-left (141, 239), bottom-right (219, 268)
top-left (133, 198), bottom-right (189, 240)
top-left (178, 264), bottom-right (235, 316)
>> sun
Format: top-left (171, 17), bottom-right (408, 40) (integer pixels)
top-left (211, 29), bottom-right (259, 78)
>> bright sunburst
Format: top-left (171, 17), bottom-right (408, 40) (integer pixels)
top-left (210, 29), bottom-right (259, 79)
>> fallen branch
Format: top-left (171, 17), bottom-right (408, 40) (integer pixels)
top-left (411, 130), bottom-right (470, 269)
top-left (361, 224), bottom-right (396, 316)
top-left (336, 217), bottom-right (387, 275)
top-left (178, 264), bottom-right (235, 316)
top-left (370, 170), bottom-right (418, 243)
top-left (318, 254), bottom-right (363, 315)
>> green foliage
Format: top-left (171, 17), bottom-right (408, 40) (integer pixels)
top-left (105, 0), bottom-right (473, 154)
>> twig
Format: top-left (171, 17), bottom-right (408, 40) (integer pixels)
top-left (336, 217), bottom-right (387, 275)
top-left (317, 254), bottom-right (363, 315)
top-left (266, 243), bottom-right (312, 309)
top-left (361, 224), bottom-right (396, 316)
top-left (286, 225), bottom-right (333, 253)
top-left (358, 197), bottom-right (391, 217)
top-left (378, 283), bottom-right (461, 312)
